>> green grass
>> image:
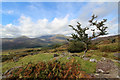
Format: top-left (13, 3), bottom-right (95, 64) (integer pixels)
top-left (2, 48), bottom-right (119, 74)
top-left (74, 57), bottom-right (96, 73)
top-left (98, 43), bottom-right (119, 52)
top-left (53, 54), bottom-right (96, 74)
top-left (2, 53), bottom-right (53, 73)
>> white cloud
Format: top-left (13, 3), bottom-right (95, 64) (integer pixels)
top-left (92, 3), bottom-right (117, 18)
top-left (0, 24), bottom-right (20, 38)
top-left (1, 2), bottom-right (118, 38)
top-left (1, 14), bottom-right (118, 38)
top-left (7, 10), bottom-right (14, 14)
top-left (2, 10), bottom-right (14, 14)
top-left (0, 14), bottom-right (73, 38)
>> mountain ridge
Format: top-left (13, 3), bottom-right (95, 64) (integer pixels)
top-left (2, 34), bottom-right (69, 50)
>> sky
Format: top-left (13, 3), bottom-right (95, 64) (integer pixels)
top-left (0, 2), bottom-right (118, 38)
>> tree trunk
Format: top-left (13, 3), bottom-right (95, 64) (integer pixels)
top-left (82, 43), bottom-right (88, 58)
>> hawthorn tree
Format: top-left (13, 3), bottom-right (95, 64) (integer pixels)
top-left (68, 14), bottom-right (108, 57)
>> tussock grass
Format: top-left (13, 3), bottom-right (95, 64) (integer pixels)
top-left (2, 53), bottom-right (53, 73)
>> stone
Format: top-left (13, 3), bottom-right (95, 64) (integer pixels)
top-left (114, 53), bottom-right (120, 58)
top-left (101, 57), bottom-right (106, 61)
top-left (13, 57), bottom-right (19, 62)
top-left (90, 59), bottom-right (97, 62)
top-left (83, 57), bottom-right (90, 61)
top-left (96, 59), bottom-right (118, 76)
top-left (54, 54), bottom-right (59, 57)
top-left (67, 57), bottom-right (71, 59)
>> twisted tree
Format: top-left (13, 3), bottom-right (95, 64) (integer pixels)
top-left (68, 14), bottom-right (108, 57)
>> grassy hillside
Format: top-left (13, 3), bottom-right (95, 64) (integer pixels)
top-left (2, 35), bottom-right (70, 50)
top-left (2, 34), bottom-right (120, 79)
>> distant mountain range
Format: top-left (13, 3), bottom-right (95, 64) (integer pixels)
top-left (2, 34), bottom-right (70, 50)
top-left (2, 34), bottom-right (119, 50)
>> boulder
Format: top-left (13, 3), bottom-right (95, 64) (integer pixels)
top-left (114, 53), bottom-right (120, 58)
top-left (67, 57), bottom-right (71, 60)
top-left (101, 57), bottom-right (106, 61)
top-left (83, 57), bottom-right (90, 61)
top-left (89, 59), bottom-right (97, 62)
top-left (95, 59), bottom-right (119, 78)
top-left (96, 59), bottom-right (117, 74)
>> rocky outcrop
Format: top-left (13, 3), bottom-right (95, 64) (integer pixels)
top-left (89, 59), bottom-right (97, 62)
top-left (95, 58), bottom-right (119, 78)
top-left (83, 57), bottom-right (90, 61)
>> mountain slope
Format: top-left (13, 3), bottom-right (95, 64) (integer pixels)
top-left (2, 35), bottom-right (70, 50)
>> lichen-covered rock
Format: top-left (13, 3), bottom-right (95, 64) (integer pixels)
top-left (96, 59), bottom-right (114, 73)
top-left (96, 59), bottom-right (119, 78)
top-left (114, 53), bottom-right (120, 58)
top-left (67, 57), bottom-right (71, 59)
top-left (89, 59), bottom-right (97, 62)
top-left (83, 57), bottom-right (90, 61)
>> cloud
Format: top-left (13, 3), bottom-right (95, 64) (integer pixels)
top-left (0, 15), bottom-right (73, 38)
top-left (0, 24), bottom-right (20, 38)
top-left (1, 14), bottom-right (118, 38)
top-left (2, 10), bottom-right (14, 14)
top-left (1, 2), bottom-right (118, 38)
top-left (92, 3), bottom-right (117, 18)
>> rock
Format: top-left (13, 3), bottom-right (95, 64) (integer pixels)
top-left (101, 57), bottom-right (106, 61)
top-left (89, 59), bottom-right (97, 62)
top-left (54, 54), bottom-right (59, 57)
top-left (13, 57), bottom-right (19, 62)
top-left (96, 59), bottom-right (113, 73)
top-left (83, 57), bottom-right (90, 61)
top-left (96, 59), bottom-right (119, 78)
top-left (114, 53), bottom-right (120, 58)
top-left (67, 57), bottom-right (71, 59)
